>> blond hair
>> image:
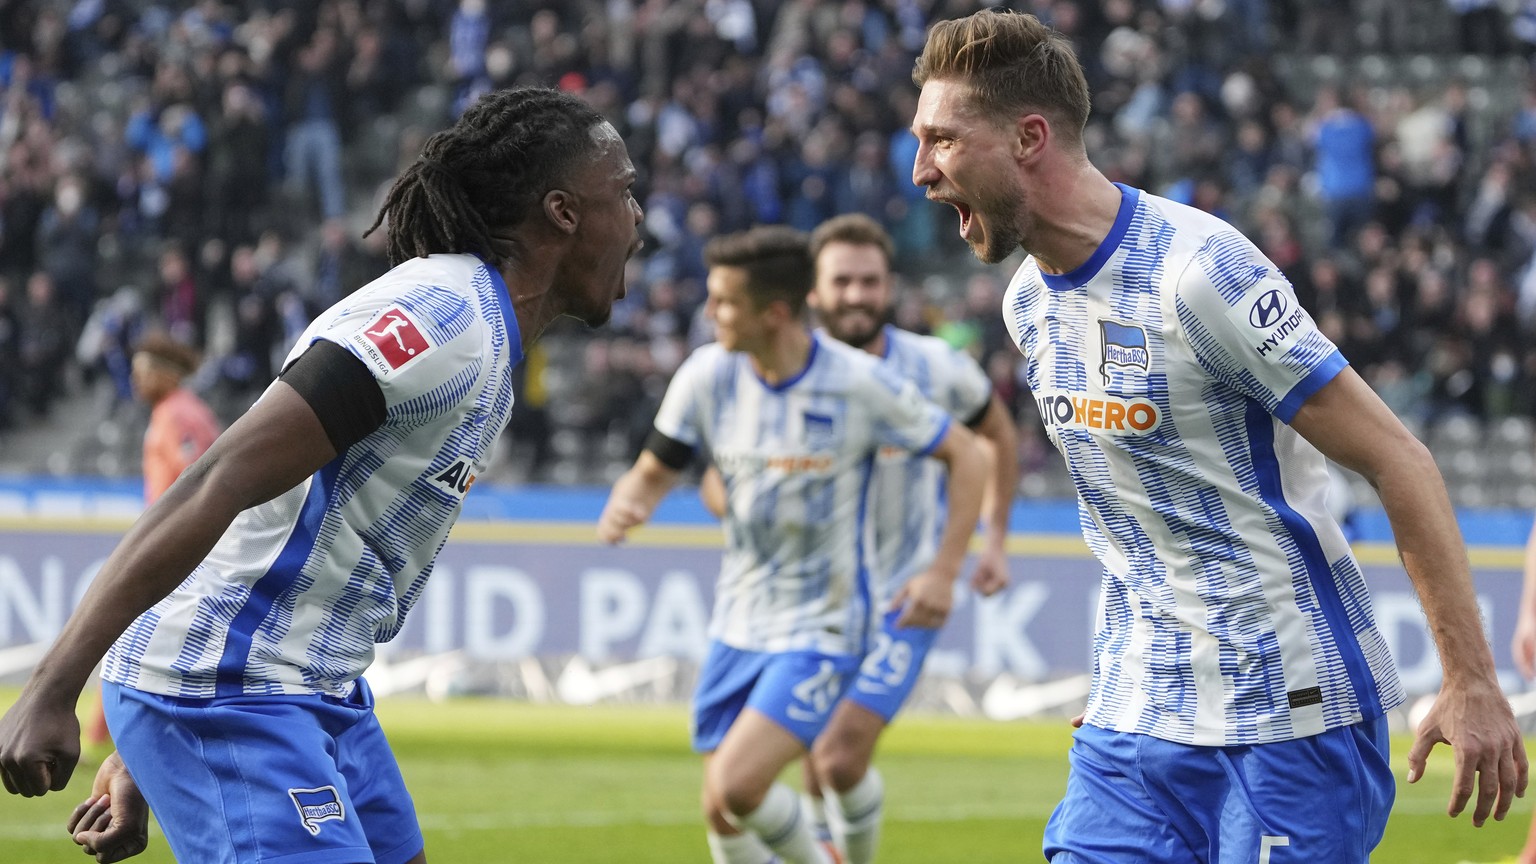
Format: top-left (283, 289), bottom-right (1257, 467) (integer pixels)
top-left (913, 10), bottom-right (1091, 146)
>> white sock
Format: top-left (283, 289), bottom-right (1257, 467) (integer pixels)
top-left (707, 830), bottom-right (779, 864)
top-left (742, 782), bottom-right (833, 864)
top-left (833, 768), bottom-right (883, 864)
top-left (803, 791), bottom-right (833, 843)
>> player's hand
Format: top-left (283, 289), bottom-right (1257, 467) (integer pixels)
top-left (1513, 610), bottom-right (1536, 681)
top-left (1406, 679), bottom-right (1528, 827)
top-left (969, 546), bottom-right (1010, 597)
top-left (597, 497), bottom-right (648, 544)
top-left (0, 687), bottom-right (82, 797)
top-left (67, 751), bottom-right (150, 862)
top-left (892, 570), bottom-right (955, 629)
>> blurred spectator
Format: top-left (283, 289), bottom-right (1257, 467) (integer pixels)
top-left (206, 81), bottom-right (270, 246)
top-left (36, 173), bottom-right (98, 326)
top-left (283, 26), bottom-right (346, 221)
top-left (0, 276), bottom-right (17, 429)
top-left (215, 243), bottom-right (278, 412)
top-left (1395, 85), bottom-right (1465, 228)
top-left (75, 285), bottom-right (148, 411)
top-left (310, 217), bottom-right (385, 312)
top-left (124, 68), bottom-right (206, 187)
top-left (16, 270), bottom-right (70, 417)
top-left (1310, 85), bottom-right (1376, 249)
top-left (155, 243), bottom-right (200, 347)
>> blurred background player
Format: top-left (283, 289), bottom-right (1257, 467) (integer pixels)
top-left (131, 331), bottom-right (222, 511)
top-left (83, 331), bottom-right (222, 748)
top-left (599, 225), bottom-right (985, 864)
top-left (910, 9), bottom-right (1525, 862)
top-left (700, 213), bottom-right (1020, 863)
top-left (0, 86), bottom-right (644, 864)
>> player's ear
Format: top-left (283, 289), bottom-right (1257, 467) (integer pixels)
top-left (764, 297), bottom-right (792, 327)
top-left (543, 189), bottom-right (580, 236)
top-left (1015, 113), bottom-right (1050, 164)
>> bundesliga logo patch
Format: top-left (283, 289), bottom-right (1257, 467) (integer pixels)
top-left (353, 306), bottom-right (432, 374)
top-left (1098, 319), bottom-right (1150, 383)
top-left (289, 785), bottom-right (346, 836)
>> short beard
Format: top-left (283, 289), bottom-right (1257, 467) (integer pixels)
top-left (974, 223), bottom-right (1023, 264)
top-left (826, 311), bottom-right (886, 349)
top-left (971, 176), bottom-right (1028, 264)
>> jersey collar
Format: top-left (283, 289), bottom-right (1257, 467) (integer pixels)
top-left (478, 254), bottom-right (525, 366)
top-left (753, 331), bottom-right (821, 392)
top-left (1041, 182), bottom-right (1140, 293)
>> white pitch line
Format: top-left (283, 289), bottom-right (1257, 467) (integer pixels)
top-left (418, 801), bottom-right (1047, 832)
top-left (0, 797), bottom-right (1487, 841)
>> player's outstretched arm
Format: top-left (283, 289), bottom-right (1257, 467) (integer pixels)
top-left (599, 450), bottom-right (682, 544)
top-left (0, 382), bottom-right (339, 799)
top-left (1290, 367), bottom-right (1528, 827)
top-left (894, 424), bottom-right (987, 628)
top-left (67, 750), bottom-right (149, 863)
top-left (1512, 515), bottom-right (1536, 680)
top-left (969, 395), bottom-right (1019, 596)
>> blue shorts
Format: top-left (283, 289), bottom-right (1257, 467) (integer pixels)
top-left (692, 641), bottom-right (859, 752)
top-left (104, 679), bottom-right (423, 864)
top-left (1044, 717), bottom-right (1393, 864)
top-left (844, 609), bottom-right (939, 722)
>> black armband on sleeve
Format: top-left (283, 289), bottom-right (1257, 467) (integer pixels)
top-left (962, 387), bottom-right (995, 430)
top-left (644, 428), bottom-right (696, 471)
top-left (279, 339), bottom-right (388, 452)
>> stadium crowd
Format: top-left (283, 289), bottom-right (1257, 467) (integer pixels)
top-left (0, 0), bottom-right (1533, 502)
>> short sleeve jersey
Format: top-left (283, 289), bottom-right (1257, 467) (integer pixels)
top-left (143, 388), bottom-right (222, 503)
top-left (104, 253), bottom-right (522, 699)
top-left (860, 326), bottom-right (991, 603)
top-left (654, 334), bottom-right (951, 656)
top-left (1003, 184), bottom-right (1403, 746)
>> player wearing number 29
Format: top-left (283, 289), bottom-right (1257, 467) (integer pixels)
top-left (598, 225), bottom-right (986, 864)
top-left (910, 9), bottom-right (1527, 864)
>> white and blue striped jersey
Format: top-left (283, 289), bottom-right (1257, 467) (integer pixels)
top-left (857, 325), bottom-right (991, 605)
top-left (655, 334), bottom-right (952, 656)
top-left (1003, 184), bottom-right (1403, 746)
top-left (104, 253), bottom-right (521, 699)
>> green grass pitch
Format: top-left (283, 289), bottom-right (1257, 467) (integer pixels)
top-left (0, 691), bottom-right (1527, 862)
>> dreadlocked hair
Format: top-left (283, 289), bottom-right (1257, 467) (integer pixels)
top-left (366, 87), bottom-right (607, 266)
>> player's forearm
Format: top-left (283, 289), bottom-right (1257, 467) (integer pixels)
top-left (977, 403), bottom-right (1019, 550)
top-left (26, 466), bottom-right (245, 701)
top-left (602, 451), bottom-right (682, 532)
top-left (1522, 520), bottom-right (1536, 619)
top-left (934, 444), bottom-right (988, 577)
top-left (616, 465), bottom-right (675, 518)
top-left (1374, 444), bottom-right (1498, 682)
